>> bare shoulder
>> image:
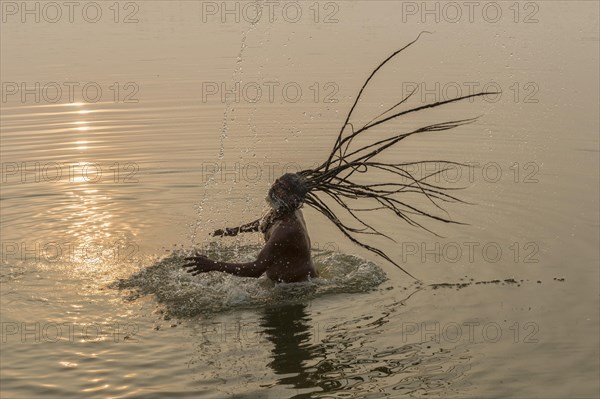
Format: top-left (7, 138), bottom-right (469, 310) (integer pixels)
top-left (273, 210), bottom-right (306, 233)
top-left (269, 218), bottom-right (300, 241)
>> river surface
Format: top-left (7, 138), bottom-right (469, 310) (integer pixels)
top-left (1, 1), bottom-right (599, 398)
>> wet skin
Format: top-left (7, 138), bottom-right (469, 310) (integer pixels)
top-left (183, 209), bottom-right (318, 283)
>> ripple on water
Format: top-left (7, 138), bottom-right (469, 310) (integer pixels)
top-left (113, 244), bottom-right (388, 317)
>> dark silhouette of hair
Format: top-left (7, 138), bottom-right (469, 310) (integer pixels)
top-left (269, 33), bottom-right (498, 280)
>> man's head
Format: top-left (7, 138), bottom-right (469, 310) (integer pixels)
top-left (266, 173), bottom-right (309, 212)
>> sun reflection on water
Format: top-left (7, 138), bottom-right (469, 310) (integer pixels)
top-left (58, 101), bottom-right (138, 275)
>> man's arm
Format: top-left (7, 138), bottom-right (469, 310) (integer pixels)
top-left (183, 238), bottom-right (275, 278)
top-left (211, 218), bottom-right (260, 237)
top-left (183, 257), bottom-right (268, 277)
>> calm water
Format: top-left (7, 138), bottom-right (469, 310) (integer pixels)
top-left (1, 1), bottom-right (599, 398)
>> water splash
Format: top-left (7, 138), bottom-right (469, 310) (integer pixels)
top-left (113, 244), bottom-right (387, 317)
top-left (190, 13), bottom-right (269, 247)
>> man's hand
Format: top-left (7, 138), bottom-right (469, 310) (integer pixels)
top-left (210, 227), bottom-right (235, 237)
top-left (182, 255), bottom-right (218, 276)
top-left (210, 219), bottom-right (260, 237)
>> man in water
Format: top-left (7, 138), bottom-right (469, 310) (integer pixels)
top-left (183, 38), bottom-right (494, 283)
top-left (183, 173), bottom-right (318, 283)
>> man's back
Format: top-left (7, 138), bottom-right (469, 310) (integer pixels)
top-left (262, 209), bottom-right (317, 283)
